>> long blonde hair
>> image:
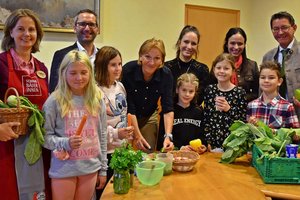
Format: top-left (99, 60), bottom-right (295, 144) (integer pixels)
top-left (54, 50), bottom-right (102, 117)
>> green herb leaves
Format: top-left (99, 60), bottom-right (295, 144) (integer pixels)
top-left (109, 143), bottom-right (143, 171)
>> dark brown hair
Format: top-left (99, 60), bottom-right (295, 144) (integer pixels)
top-left (259, 61), bottom-right (282, 78)
top-left (74, 9), bottom-right (98, 25)
top-left (211, 53), bottom-right (235, 72)
top-left (270, 11), bottom-right (295, 28)
top-left (175, 25), bottom-right (200, 59)
top-left (223, 27), bottom-right (248, 65)
top-left (94, 46), bottom-right (122, 87)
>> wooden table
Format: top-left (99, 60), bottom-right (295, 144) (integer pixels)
top-left (101, 152), bottom-right (300, 200)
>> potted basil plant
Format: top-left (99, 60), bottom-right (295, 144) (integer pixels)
top-left (109, 143), bottom-right (143, 194)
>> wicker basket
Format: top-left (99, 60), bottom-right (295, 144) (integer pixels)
top-left (0, 87), bottom-right (31, 135)
top-left (169, 150), bottom-right (200, 172)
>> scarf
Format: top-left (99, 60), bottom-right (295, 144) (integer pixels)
top-left (230, 55), bottom-right (243, 85)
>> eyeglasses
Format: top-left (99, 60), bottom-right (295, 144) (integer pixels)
top-left (271, 25), bottom-right (291, 33)
top-left (143, 55), bottom-right (162, 63)
top-left (76, 22), bottom-right (98, 29)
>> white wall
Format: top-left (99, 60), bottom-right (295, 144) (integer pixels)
top-left (0, 0), bottom-right (300, 74)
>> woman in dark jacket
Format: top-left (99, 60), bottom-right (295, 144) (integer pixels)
top-left (165, 25), bottom-right (210, 106)
top-left (211, 27), bottom-right (259, 102)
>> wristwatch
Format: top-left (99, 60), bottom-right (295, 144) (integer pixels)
top-left (164, 133), bottom-right (173, 141)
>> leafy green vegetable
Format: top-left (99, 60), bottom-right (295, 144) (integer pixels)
top-left (110, 143), bottom-right (143, 171)
top-left (7, 95), bottom-right (45, 165)
top-left (256, 120), bottom-right (274, 139)
top-left (0, 99), bottom-right (10, 108)
top-left (220, 120), bottom-right (297, 164)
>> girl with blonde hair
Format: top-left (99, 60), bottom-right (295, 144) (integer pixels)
top-left (157, 73), bottom-right (206, 153)
top-left (43, 50), bottom-right (107, 200)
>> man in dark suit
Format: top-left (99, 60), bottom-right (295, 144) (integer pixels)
top-left (49, 9), bottom-right (100, 92)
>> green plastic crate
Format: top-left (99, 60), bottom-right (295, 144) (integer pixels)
top-left (252, 144), bottom-right (300, 184)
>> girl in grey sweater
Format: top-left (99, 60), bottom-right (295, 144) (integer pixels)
top-left (43, 50), bottom-right (107, 200)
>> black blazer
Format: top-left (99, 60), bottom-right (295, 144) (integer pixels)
top-left (49, 43), bottom-right (78, 93)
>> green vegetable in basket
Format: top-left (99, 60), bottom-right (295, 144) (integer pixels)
top-left (220, 120), bottom-right (296, 164)
top-left (0, 100), bottom-right (9, 108)
top-left (7, 95), bottom-right (45, 165)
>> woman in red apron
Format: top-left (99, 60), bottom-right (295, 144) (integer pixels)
top-left (0, 9), bottom-right (51, 200)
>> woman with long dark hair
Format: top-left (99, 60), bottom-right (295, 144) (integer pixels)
top-left (211, 27), bottom-right (259, 102)
top-left (165, 25), bottom-right (210, 106)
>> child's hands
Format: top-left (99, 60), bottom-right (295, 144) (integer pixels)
top-left (53, 149), bottom-right (69, 160)
top-left (215, 96), bottom-right (230, 112)
top-left (118, 126), bottom-right (134, 140)
top-left (207, 144), bottom-right (212, 152)
top-left (69, 135), bottom-right (83, 149)
top-left (248, 116), bottom-right (258, 125)
top-left (96, 175), bottom-right (107, 189)
top-left (196, 145), bottom-right (207, 154)
top-left (292, 134), bottom-right (300, 143)
top-left (293, 97), bottom-right (300, 107)
top-left (180, 145), bottom-right (207, 154)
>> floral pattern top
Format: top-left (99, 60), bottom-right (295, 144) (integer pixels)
top-left (203, 84), bottom-right (247, 149)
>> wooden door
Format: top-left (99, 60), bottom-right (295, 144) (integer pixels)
top-left (185, 5), bottom-right (240, 69)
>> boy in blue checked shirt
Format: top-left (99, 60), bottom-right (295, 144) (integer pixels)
top-left (247, 61), bottom-right (299, 143)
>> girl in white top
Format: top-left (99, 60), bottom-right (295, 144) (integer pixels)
top-left (94, 46), bottom-right (133, 196)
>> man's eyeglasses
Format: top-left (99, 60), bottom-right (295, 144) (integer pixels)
top-left (76, 22), bottom-right (98, 29)
top-left (271, 25), bottom-right (291, 33)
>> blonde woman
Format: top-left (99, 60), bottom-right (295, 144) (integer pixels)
top-left (43, 50), bottom-right (107, 200)
top-left (122, 38), bottom-right (174, 152)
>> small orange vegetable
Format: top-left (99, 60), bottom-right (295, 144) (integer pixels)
top-left (75, 114), bottom-right (88, 136)
top-left (127, 113), bottom-right (132, 126)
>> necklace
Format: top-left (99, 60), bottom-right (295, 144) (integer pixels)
top-left (217, 83), bottom-right (235, 92)
top-left (177, 58), bottom-right (192, 73)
